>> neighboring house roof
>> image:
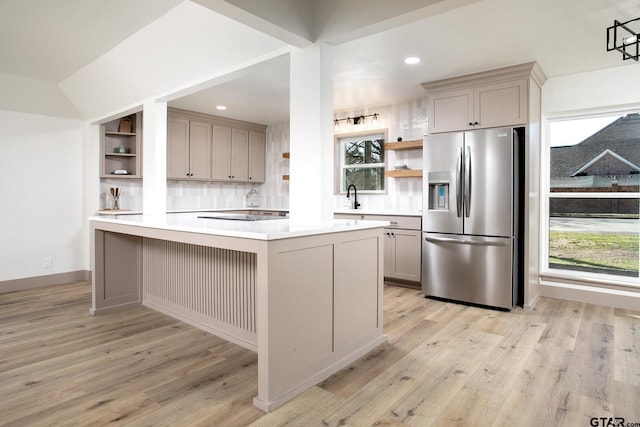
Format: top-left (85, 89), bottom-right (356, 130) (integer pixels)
top-left (550, 113), bottom-right (640, 178)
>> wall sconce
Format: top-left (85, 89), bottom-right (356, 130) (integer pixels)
top-left (607, 18), bottom-right (639, 61)
top-left (334, 113), bottom-right (379, 131)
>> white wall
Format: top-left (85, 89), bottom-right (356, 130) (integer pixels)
top-left (543, 63), bottom-right (640, 115)
top-left (0, 110), bottom-right (86, 282)
top-left (0, 72), bottom-right (81, 119)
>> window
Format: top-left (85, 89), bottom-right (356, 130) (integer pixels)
top-left (545, 112), bottom-right (639, 284)
top-left (336, 130), bottom-right (386, 193)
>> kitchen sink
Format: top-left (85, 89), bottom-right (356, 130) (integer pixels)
top-left (197, 214), bottom-right (286, 221)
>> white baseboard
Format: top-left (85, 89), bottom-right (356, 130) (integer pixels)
top-left (0, 270), bottom-right (90, 293)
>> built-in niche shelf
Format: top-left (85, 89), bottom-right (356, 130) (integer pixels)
top-left (100, 112), bottom-right (142, 178)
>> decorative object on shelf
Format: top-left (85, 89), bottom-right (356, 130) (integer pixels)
top-left (118, 144), bottom-right (126, 153)
top-left (334, 113), bottom-right (379, 131)
top-left (113, 169), bottom-right (128, 175)
top-left (394, 165), bottom-right (409, 170)
top-left (397, 137), bottom-right (402, 142)
top-left (118, 117), bottom-right (132, 133)
top-left (607, 17), bottom-right (639, 61)
top-left (109, 187), bottom-right (120, 210)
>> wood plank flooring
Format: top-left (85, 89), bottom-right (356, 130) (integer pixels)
top-left (1, 282), bottom-right (639, 426)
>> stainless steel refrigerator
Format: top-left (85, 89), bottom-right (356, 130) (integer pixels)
top-left (422, 127), bottom-right (524, 310)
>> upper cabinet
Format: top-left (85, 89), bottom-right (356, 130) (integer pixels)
top-left (100, 112), bottom-right (142, 178)
top-left (248, 131), bottom-right (266, 182)
top-left (167, 108), bottom-right (266, 183)
top-left (167, 117), bottom-right (213, 180)
top-left (422, 62), bottom-right (546, 134)
top-left (212, 128), bottom-right (249, 181)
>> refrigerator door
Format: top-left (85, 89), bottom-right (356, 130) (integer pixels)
top-left (422, 232), bottom-right (514, 309)
top-left (463, 128), bottom-right (514, 237)
top-left (423, 132), bottom-right (464, 234)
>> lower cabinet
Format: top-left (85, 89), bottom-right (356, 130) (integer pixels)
top-left (334, 213), bottom-right (422, 286)
top-left (384, 228), bottom-right (421, 283)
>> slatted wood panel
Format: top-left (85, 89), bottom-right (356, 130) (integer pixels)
top-left (142, 238), bottom-right (257, 348)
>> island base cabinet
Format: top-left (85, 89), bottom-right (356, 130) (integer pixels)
top-left (90, 230), bottom-right (142, 314)
top-left (255, 229), bottom-right (386, 412)
top-left (90, 219), bottom-right (385, 413)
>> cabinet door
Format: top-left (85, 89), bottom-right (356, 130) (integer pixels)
top-left (188, 121), bottom-right (212, 180)
top-left (474, 79), bottom-right (527, 129)
top-left (383, 231), bottom-right (395, 278)
top-left (167, 117), bottom-right (190, 179)
top-left (211, 125), bottom-right (232, 180)
top-left (392, 229), bottom-right (422, 282)
top-left (428, 88), bottom-right (474, 133)
top-left (230, 129), bottom-right (249, 181)
top-left (248, 131), bottom-right (266, 183)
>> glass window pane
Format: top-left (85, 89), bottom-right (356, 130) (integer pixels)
top-left (548, 197), bottom-right (639, 277)
top-left (344, 167), bottom-right (385, 192)
top-left (344, 141), bottom-right (365, 165)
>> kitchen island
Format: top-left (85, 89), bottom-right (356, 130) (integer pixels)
top-left (89, 212), bottom-right (386, 412)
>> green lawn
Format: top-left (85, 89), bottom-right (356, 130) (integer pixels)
top-left (549, 231), bottom-right (639, 276)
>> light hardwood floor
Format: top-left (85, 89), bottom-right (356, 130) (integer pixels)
top-left (1, 282), bottom-right (638, 426)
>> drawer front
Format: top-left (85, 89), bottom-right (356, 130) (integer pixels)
top-left (367, 215), bottom-right (421, 230)
top-left (334, 214), bottom-right (421, 230)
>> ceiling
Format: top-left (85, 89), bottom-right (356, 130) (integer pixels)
top-left (1, 0), bottom-right (639, 124)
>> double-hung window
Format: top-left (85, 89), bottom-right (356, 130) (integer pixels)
top-left (336, 131), bottom-right (386, 193)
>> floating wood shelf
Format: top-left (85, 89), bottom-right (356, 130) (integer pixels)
top-left (282, 152), bottom-right (290, 159)
top-left (384, 139), bottom-right (422, 151)
top-left (385, 169), bottom-right (423, 178)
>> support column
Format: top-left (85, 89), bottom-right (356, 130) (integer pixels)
top-left (288, 43), bottom-right (334, 226)
top-left (142, 100), bottom-right (167, 216)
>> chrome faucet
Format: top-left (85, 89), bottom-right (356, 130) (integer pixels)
top-left (346, 184), bottom-right (360, 209)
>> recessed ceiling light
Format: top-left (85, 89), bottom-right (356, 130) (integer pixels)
top-left (216, 105), bottom-right (227, 110)
top-left (404, 56), bottom-right (420, 65)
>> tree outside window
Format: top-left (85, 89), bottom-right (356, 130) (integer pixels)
top-left (336, 131), bottom-right (386, 193)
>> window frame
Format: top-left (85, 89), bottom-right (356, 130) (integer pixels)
top-left (541, 108), bottom-right (640, 288)
top-left (334, 129), bottom-right (388, 194)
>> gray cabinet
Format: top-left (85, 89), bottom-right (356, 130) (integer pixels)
top-left (167, 118), bottom-right (212, 180)
top-left (100, 112), bottom-right (142, 178)
top-left (427, 79), bottom-right (527, 133)
top-left (384, 227), bottom-right (421, 283)
top-left (168, 108), bottom-right (266, 183)
top-left (248, 131), bottom-right (266, 183)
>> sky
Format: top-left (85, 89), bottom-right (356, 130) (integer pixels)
top-left (549, 115), bottom-right (621, 147)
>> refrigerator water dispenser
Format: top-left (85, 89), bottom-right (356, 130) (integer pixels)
top-left (427, 172), bottom-right (450, 211)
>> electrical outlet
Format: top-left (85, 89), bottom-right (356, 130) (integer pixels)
top-left (43, 257), bottom-right (53, 268)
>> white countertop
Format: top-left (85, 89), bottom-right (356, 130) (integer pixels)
top-left (90, 212), bottom-right (388, 241)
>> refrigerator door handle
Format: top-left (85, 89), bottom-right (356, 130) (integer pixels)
top-left (425, 235), bottom-right (508, 247)
top-left (464, 145), bottom-right (471, 218)
top-left (455, 147), bottom-right (463, 217)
